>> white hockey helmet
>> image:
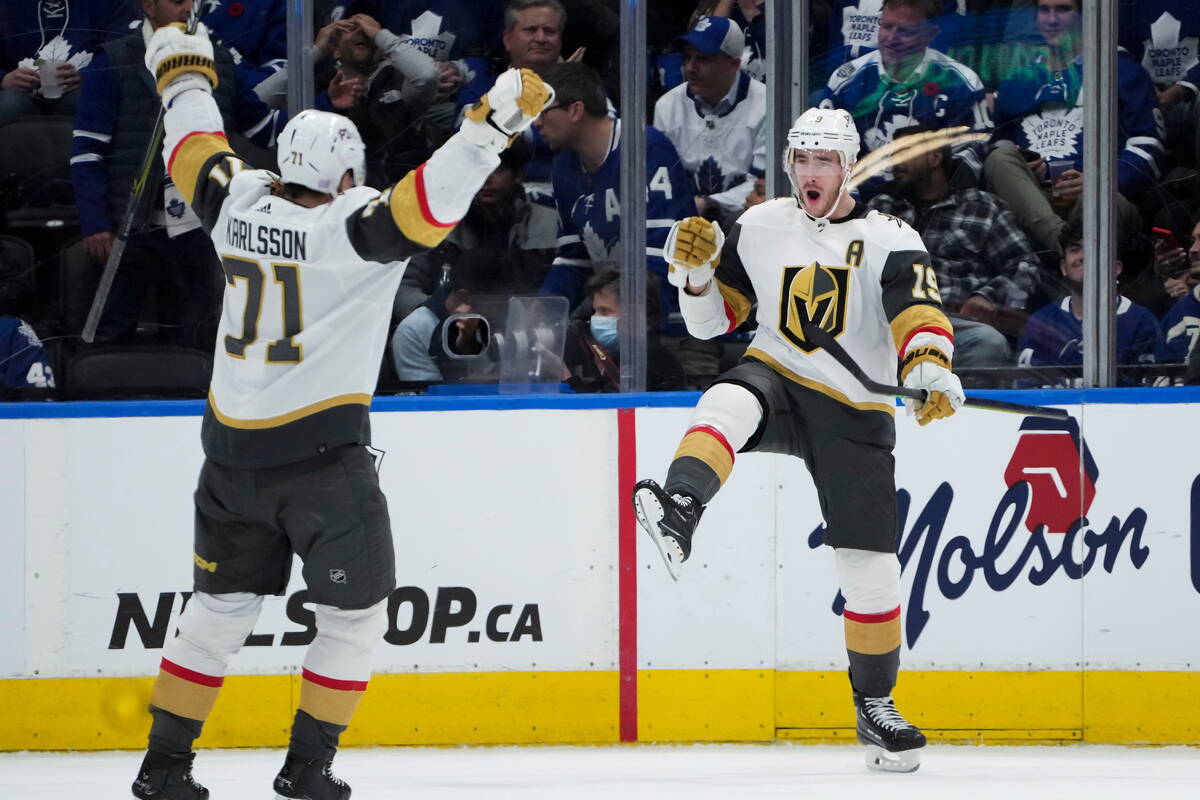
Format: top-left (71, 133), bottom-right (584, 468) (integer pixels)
top-left (277, 110), bottom-right (366, 194)
top-left (783, 108), bottom-right (860, 217)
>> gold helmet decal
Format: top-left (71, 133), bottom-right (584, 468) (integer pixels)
top-left (779, 262), bottom-right (850, 352)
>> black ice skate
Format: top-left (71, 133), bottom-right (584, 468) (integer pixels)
top-left (632, 479), bottom-right (703, 581)
top-left (273, 753), bottom-right (351, 800)
top-left (853, 691), bottom-right (927, 773)
top-left (131, 751), bottom-right (209, 800)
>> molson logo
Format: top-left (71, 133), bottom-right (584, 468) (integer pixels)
top-left (811, 418), bottom-right (1161, 648)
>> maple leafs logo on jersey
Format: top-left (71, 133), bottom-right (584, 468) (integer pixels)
top-left (581, 221), bottom-right (618, 265)
top-left (695, 156), bottom-right (728, 197)
top-left (778, 262), bottom-right (851, 353)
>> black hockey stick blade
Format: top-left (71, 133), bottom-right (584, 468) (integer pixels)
top-left (82, 6), bottom-right (200, 343)
top-left (802, 323), bottom-right (1070, 420)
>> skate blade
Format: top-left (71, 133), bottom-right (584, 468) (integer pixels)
top-left (864, 744), bottom-right (921, 773)
top-left (633, 488), bottom-right (683, 582)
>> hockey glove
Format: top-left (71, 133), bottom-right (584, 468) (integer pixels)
top-left (144, 21), bottom-right (217, 107)
top-left (664, 216), bottom-right (724, 289)
top-left (901, 349), bottom-right (964, 426)
top-left (462, 67), bottom-right (554, 152)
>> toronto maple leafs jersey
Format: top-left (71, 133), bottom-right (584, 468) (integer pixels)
top-left (0, 0), bottom-right (137, 75)
top-left (993, 49), bottom-right (1164, 197)
top-left (819, 47), bottom-right (991, 156)
top-left (1120, 1), bottom-right (1200, 91)
top-left (200, 0), bottom-right (287, 85)
top-left (679, 199), bottom-right (952, 428)
top-left (1157, 286), bottom-right (1200, 363)
top-left (1017, 296), bottom-right (1158, 386)
top-left (818, 0), bottom-right (964, 81)
top-left (541, 120), bottom-right (695, 320)
top-left (161, 89), bottom-right (498, 467)
top-left (653, 72), bottom-right (766, 216)
top-left (374, 0), bottom-right (504, 110)
top-left (0, 317), bottom-right (54, 389)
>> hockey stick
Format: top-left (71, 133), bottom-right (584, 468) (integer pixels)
top-left (802, 323), bottom-right (1071, 420)
top-left (846, 126), bottom-right (989, 192)
top-left (82, 7), bottom-right (200, 343)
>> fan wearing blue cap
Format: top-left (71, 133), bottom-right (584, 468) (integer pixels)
top-left (653, 16), bottom-right (766, 220)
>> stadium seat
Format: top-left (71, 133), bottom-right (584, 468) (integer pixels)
top-left (0, 116), bottom-right (78, 231)
top-left (0, 233), bottom-right (37, 316)
top-left (65, 346), bottom-right (212, 397)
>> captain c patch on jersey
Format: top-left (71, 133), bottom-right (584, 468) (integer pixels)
top-left (779, 262), bottom-right (850, 353)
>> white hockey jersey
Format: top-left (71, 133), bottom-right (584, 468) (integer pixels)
top-left (680, 198), bottom-right (952, 422)
top-left (653, 72), bottom-right (767, 216)
top-left (162, 90), bottom-right (498, 466)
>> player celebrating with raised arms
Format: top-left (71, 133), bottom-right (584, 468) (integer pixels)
top-left (633, 108), bottom-right (963, 773)
top-left (129, 21), bottom-right (553, 800)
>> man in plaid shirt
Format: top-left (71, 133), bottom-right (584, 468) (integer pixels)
top-left (868, 130), bottom-right (1041, 381)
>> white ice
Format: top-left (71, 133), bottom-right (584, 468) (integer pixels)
top-left (2, 742), bottom-right (1198, 800)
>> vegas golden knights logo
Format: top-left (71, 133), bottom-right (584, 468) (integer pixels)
top-left (778, 262), bottom-right (850, 352)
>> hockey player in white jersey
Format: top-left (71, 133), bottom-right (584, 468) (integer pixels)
top-left (129, 22), bottom-right (553, 800)
top-left (633, 108), bottom-right (963, 773)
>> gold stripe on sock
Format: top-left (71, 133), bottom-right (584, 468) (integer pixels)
top-left (149, 670), bottom-right (220, 721)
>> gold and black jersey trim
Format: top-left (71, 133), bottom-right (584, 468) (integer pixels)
top-left (168, 131), bottom-right (242, 233)
top-left (347, 162), bottom-right (457, 263)
top-left (207, 391), bottom-right (371, 429)
top-left (711, 223), bottom-right (757, 330)
top-left (746, 347), bottom-right (896, 416)
top-left (201, 396), bottom-right (372, 468)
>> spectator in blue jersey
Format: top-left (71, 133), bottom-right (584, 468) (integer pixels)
top-left (1017, 218), bottom-right (1159, 386)
top-left (653, 16), bottom-right (767, 222)
top-left (393, 139), bottom-right (557, 323)
top-left (0, 0), bottom-right (139, 124)
top-left (869, 129), bottom-right (1040, 380)
top-left (817, 0), bottom-right (963, 86)
top-left (0, 317), bottom-right (55, 389)
top-left (1119, 0), bottom-right (1200, 170)
top-left (985, 0), bottom-right (1163, 259)
top-left (1156, 217), bottom-right (1200, 366)
top-left (818, 0), bottom-right (990, 196)
top-left (533, 63), bottom-right (696, 333)
top-left (368, 0), bottom-right (506, 141)
top-left (70, 0), bottom-right (287, 347)
top-left (199, 0), bottom-right (287, 89)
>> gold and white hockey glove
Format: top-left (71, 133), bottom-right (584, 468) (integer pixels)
top-left (144, 21), bottom-right (217, 107)
top-left (462, 67), bottom-right (554, 152)
top-left (900, 345), bottom-right (964, 426)
top-left (664, 216), bottom-right (724, 289)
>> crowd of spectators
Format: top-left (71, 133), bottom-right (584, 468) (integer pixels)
top-left (1, 0), bottom-right (1199, 397)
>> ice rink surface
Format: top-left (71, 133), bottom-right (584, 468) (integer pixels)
top-left (2, 742), bottom-right (1198, 800)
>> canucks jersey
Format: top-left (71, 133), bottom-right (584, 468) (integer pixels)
top-left (162, 89), bottom-right (499, 467)
top-left (1157, 287), bottom-right (1200, 363)
top-left (678, 199), bottom-right (951, 423)
top-left (541, 120), bottom-right (695, 319)
top-left (992, 49), bottom-right (1164, 197)
top-left (1017, 296), bottom-right (1158, 386)
top-left (653, 72), bottom-right (766, 216)
top-left (819, 47), bottom-right (991, 156)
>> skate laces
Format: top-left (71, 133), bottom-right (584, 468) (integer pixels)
top-left (323, 761), bottom-right (347, 788)
top-left (863, 696), bottom-right (913, 732)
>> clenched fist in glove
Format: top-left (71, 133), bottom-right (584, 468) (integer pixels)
top-left (144, 21), bottom-right (217, 107)
top-left (900, 344), bottom-right (964, 426)
top-left (664, 216), bottom-right (724, 290)
top-left (462, 67), bottom-right (554, 152)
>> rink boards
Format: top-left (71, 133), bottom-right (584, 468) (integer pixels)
top-left (0, 390), bottom-right (1197, 750)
